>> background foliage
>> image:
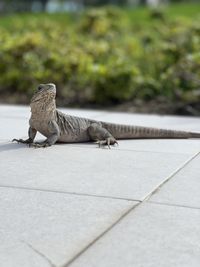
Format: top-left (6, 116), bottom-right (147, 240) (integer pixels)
top-left (0, 3), bottom-right (200, 114)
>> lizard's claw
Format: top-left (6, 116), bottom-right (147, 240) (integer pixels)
top-left (12, 138), bottom-right (20, 143)
top-left (97, 137), bottom-right (118, 149)
top-left (12, 138), bottom-right (33, 144)
top-left (30, 141), bottom-right (51, 148)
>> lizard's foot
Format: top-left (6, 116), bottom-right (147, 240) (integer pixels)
top-left (30, 141), bottom-right (51, 148)
top-left (97, 137), bottom-right (118, 149)
top-left (88, 123), bottom-right (118, 149)
top-left (12, 138), bottom-right (33, 144)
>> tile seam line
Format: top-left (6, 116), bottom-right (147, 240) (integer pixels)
top-left (143, 151), bottom-right (200, 201)
top-left (60, 201), bottom-right (140, 267)
top-left (21, 240), bottom-right (56, 267)
top-left (148, 200), bottom-right (200, 211)
top-left (0, 184), bottom-right (140, 202)
top-left (61, 151), bottom-right (200, 267)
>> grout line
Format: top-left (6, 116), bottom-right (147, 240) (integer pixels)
top-left (0, 184), bottom-right (139, 203)
top-left (21, 240), bottom-right (56, 267)
top-left (148, 200), bottom-right (200, 211)
top-left (143, 151), bottom-right (200, 201)
top-left (62, 151), bottom-right (200, 267)
top-left (61, 201), bottom-right (140, 267)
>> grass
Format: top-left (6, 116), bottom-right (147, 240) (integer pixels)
top-left (0, 3), bottom-right (200, 29)
top-left (164, 2), bottom-right (200, 18)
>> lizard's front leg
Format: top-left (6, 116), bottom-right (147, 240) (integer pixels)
top-left (31, 121), bottom-right (60, 148)
top-left (12, 127), bottom-right (37, 145)
top-left (88, 123), bottom-right (118, 149)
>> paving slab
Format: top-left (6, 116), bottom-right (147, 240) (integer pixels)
top-left (0, 117), bottom-right (30, 141)
top-left (0, 104), bottom-right (30, 119)
top-left (69, 202), bottom-right (200, 267)
top-left (0, 143), bottom-right (191, 200)
top-left (150, 153), bottom-right (200, 208)
top-left (70, 139), bottom-right (200, 154)
top-left (0, 117), bottom-right (45, 141)
top-left (0, 187), bottom-right (135, 267)
top-left (1, 104), bottom-right (200, 267)
top-left (0, 236), bottom-right (50, 267)
top-left (59, 107), bottom-right (107, 119)
top-left (111, 139), bottom-right (200, 154)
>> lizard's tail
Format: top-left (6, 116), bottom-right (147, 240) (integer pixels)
top-left (101, 122), bottom-right (200, 139)
top-left (189, 132), bottom-right (200, 138)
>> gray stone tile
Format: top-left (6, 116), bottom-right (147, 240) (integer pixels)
top-left (70, 139), bottom-right (200, 154)
top-left (0, 104), bottom-right (30, 119)
top-left (69, 203), bottom-right (200, 267)
top-left (0, 143), bottom-right (191, 200)
top-left (0, 187), bottom-right (135, 267)
top-left (150, 153), bottom-right (200, 208)
top-left (0, 117), bottom-right (44, 141)
top-left (0, 236), bottom-right (50, 267)
top-left (59, 107), bottom-right (107, 119)
top-left (0, 117), bottom-right (29, 141)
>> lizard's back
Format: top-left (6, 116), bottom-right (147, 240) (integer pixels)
top-left (56, 110), bottom-right (96, 142)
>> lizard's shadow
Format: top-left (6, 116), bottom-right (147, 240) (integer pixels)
top-left (0, 142), bottom-right (27, 152)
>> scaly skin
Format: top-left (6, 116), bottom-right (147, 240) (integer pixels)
top-left (13, 83), bottom-right (200, 148)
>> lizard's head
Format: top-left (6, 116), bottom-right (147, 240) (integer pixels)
top-left (30, 83), bottom-right (57, 113)
top-left (37, 83), bottom-right (56, 93)
top-left (31, 83), bottom-right (56, 103)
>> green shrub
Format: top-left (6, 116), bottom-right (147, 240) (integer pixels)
top-left (0, 6), bottom-right (200, 108)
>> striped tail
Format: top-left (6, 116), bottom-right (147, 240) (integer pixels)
top-left (190, 132), bottom-right (200, 138)
top-left (101, 122), bottom-right (200, 139)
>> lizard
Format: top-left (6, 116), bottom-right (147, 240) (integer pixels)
top-left (13, 83), bottom-right (200, 148)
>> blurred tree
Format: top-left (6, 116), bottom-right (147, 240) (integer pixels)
top-left (79, 0), bottom-right (129, 6)
top-left (140, 0), bottom-right (147, 4)
top-left (39, 0), bottom-right (49, 11)
top-left (0, 0), bottom-right (31, 12)
top-left (0, 0), bottom-right (49, 12)
top-left (139, 0), bottom-right (169, 5)
top-left (0, 0), bottom-right (198, 13)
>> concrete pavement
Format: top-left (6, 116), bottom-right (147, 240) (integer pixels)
top-left (0, 104), bottom-right (200, 267)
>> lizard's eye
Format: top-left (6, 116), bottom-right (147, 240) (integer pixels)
top-left (38, 85), bottom-right (44, 91)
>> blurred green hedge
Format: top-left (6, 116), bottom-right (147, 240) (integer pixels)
top-left (0, 7), bottom-right (200, 107)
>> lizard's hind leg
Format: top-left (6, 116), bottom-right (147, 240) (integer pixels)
top-left (88, 123), bottom-right (118, 149)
